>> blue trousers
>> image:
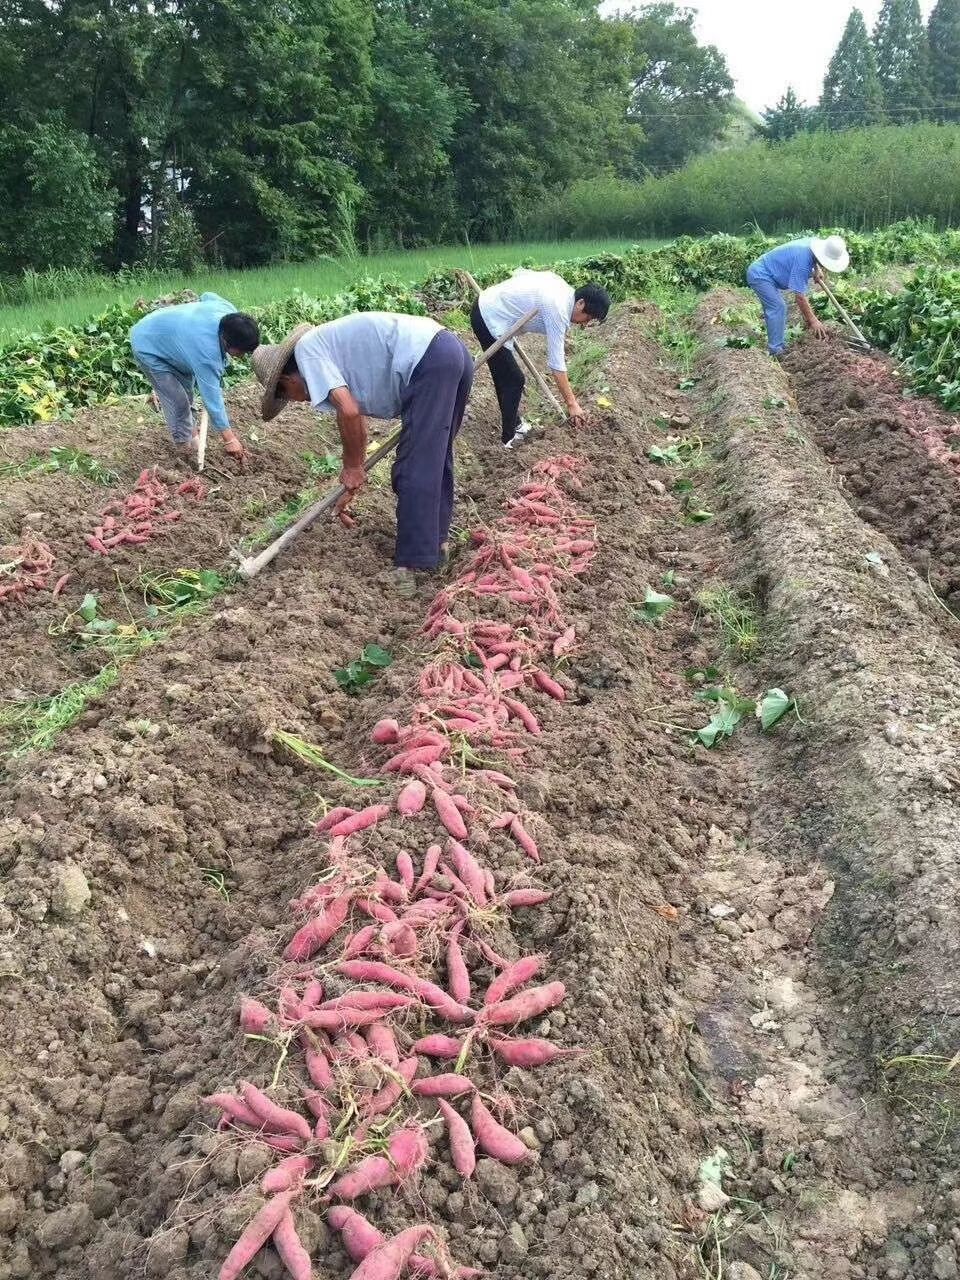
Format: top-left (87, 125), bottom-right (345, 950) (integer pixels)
top-left (746, 265), bottom-right (788, 355)
top-left (392, 331), bottom-right (474, 570)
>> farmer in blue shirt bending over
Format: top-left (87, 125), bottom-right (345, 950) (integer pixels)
top-left (130, 293), bottom-right (260, 462)
top-left (746, 235), bottom-right (849, 358)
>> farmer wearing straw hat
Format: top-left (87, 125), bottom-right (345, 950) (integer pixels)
top-left (130, 292), bottom-right (260, 462)
top-left (252, 312), bottom-right (473, 595)
top-left (746, 235), bottom-right (850, 358)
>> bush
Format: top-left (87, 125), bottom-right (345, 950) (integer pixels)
top-left (0, 121), bottom-right (115, 273)
top-left (530, 124), bottom-right (960, 239)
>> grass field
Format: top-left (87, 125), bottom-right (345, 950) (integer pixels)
top-left (0, 238), bottom-right (661, 339)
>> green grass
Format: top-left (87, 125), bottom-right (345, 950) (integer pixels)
top-left (696, 586), bottom-right (762, 659)
top-left (0, 238), bottom-right (661, 340)
top-left (0, 666), bottom-right (119, 758)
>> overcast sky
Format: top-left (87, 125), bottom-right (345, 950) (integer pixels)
top-left (687, 1), bottom-right (938, 114)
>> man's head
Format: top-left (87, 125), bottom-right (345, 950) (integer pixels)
top-left (276, 353), bottom-right (310, 404)
top-left (572, 283), bottom-right (611, 327)
top-left (219, 312), bottom-right (261, 358)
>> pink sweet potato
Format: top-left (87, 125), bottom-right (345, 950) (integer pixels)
top-left (349, 1225), bottom-right (435, 1280)
top-left (320, 991), bottom-right (413, 1014)
top-left (413, 844), bottom-right (443, 896)
top-left (218, 1190), bottom-right (296, 1280)
top-left (387, 1125), bottom-right (429, 1176)
top-left (481, 982), bottom-right (565, 1027)
top-left (337, 960), bottom-right (472, 1024)
top-left (500, 888), bottom-right (552, 908)
top-left (342, 924), bottom-right (379, 960)
top-left (239, 997), bottom-right (276, 1036)
top-left (484, 955), bottom-right (545, 1006)
top-left (509, 816), bottom-right (540, 862)
top-left (379, 920), bottom-right (418, 960)
top-left (395, 851), bottom-right (416, 892)
top-left (445, 841), bottom-right (487, 905)
top-left (383, 744), bottom-right (447, 774)
top-left (300, 980), bottom-right (325, 1012)
top-left (411, 1073), bottom-right (475, 1098)
top-left (396, 780), bottom-right (427, 818)
top-left (303, 1005), bottom-right (411, 1032)
top-left (532, 669), bottom-right (566, 701)
top-left (304, 1043), bottom-right (334, 1089)
top-left (283, 893), bottom-right (351, 962)
top-left (328, 1155), bottom-right (399, 1201)
top-left (411, 1034), bottom-right (464, 1059)
top-left (329, 804), bottom-right (392, 839)
top-left (203, 1092), bottom-right (262, 1130)
top-left (372, 718), bottom-right (401, 744)
top-left (365, 1020), bottom-right (400, 1067)
top-left (362, 1055), bottom-right (418, 1118)
top-left (327, 1206), bottom-right (384, 1261)
top-left (432, 789), bottom-right (468, 841)
top-left (437, 1098), bottom-right (476, 1179)
top-left (470, 1095), bottom-right (532, 1165)
top-left (314, 806), bottom-right (355, 833)
top-left (446, 928), bottom-right (471, 1005)
top-left (487, 1035), bottom-right (580, 1068)
top-left (241, 1083), bottom-right (312, 1143)
top-left (272, 1211), bottom-right (312, 1280)
top-left (261, 1155), bottom-right (314, 1195)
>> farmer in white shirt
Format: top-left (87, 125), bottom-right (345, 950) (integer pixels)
top-left (251, 313), bottom-right (473, 595)
top-left (471, 269), bottom-right (610, 447)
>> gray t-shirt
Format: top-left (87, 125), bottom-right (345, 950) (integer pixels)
top-left (295, 312), bottom-right (442, 420)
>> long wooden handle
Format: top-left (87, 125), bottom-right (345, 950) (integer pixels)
top-left (460, 270), bottom-right (566, 417)
top-left (197, 408), bottom-right (209, 473)
top-left (235, 308), bottom-right (540, 580)
top-left (820, 279), bottom-right (870, 347)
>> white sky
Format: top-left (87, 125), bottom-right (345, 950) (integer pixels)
top-left (686, 1), bottom-right (938, 113)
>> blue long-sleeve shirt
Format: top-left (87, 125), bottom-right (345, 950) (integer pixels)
top-left (130, 292), bottom-right (236, 430)
top-left (748, 239), bottom-right (817, 294)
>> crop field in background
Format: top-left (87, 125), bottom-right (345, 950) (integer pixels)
top-left (0, 238), bottom-right (660, 339)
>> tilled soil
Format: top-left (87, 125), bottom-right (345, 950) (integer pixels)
top-left (784, 338), bottom-right (960, 614)
top-left (0, 313), bottom-right (768, 1280)
top-left (4, 302), bottom-right (960, 1280)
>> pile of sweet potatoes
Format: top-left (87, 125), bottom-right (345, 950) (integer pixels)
top-left (204, 455), bottom-right (597, 1279)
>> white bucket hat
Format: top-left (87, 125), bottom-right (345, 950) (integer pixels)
top-left (811, 234), bottom-right (850, 274)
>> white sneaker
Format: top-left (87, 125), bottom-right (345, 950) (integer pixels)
top-left (515, 419), bottom-right (534, 439)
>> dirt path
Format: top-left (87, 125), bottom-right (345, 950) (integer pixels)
top-left (2, 304), bottom-right (959, 1280)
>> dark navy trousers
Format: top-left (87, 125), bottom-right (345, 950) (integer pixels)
top-left (392, 330), bottom-right (474, 570)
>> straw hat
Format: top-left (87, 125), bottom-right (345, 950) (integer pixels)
top-left (811, 235), bottom-right (850, 274)
top-left (251, 323), bottom-right (314, 421)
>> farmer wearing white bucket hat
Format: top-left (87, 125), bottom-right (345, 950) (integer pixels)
top-left (746, 235), bottom-right (850, 357)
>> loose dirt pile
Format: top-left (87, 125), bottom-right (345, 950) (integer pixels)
top-left (784, 339), bottom-right (960, 612)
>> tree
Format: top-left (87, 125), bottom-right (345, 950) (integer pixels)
top-left (929, 0), bottom-right (960, 120)
top-left (623, 3), bottom-right (734, 174)
top-left (820, 9), bottom-right (884, 128)
top-left (359, 2), bottom-right (460, 247)
top-left (873, 0), bottom-right (932, 121)
top-left (764, 88), bottom-right (813, 140)
top-left (0, 120), bottom-right (114, 271)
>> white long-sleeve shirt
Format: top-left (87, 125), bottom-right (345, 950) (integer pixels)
top-left (478, 269), bottom-right (575, 372)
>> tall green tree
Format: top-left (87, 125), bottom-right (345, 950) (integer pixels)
top-left (820, 9), bottom-right (884, 129)
top-left (929, 0), bottom-right (960, 119)
top-left (873, 0), bottom-right (932, 121)
top-left (0, 120), bottom-right (115, 271)
top-left (359, 2), bottom-right (460, 247)
top-left (624, 3), bottom-right (734, 174)
top-left (764, 87), bottom-right (813, 140)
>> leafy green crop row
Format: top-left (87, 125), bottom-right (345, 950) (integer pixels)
top-left (3, 218), bottom-right (958, 431)
top-left (819, 267), bottom-right (960, 412)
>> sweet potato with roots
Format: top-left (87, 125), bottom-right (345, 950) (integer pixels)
top-left (481, 982), bottom-right (566, 1027)
top-left (348, 1225), bottom-right (436, 1280)
top-left (329, 803), bottom-right (393, 839)
top-left (484, 955), bottom-right (545, 1006)
top-left (470, 1095), bottom-right (533, 1165)
top-left (272, 1211), bottom-right (312, 1280)
top-left (241, 1083), bottom-right (312, 1143)
top-left (411, 1073), bottom-right (475, 1098)
top-left (328, 1205), bottom-right (385, 1261)
top-left (488, 1035), bottom-right (582, 1068)
top-left (411, 1034), bottom-right (464, 1059)
top-left (337, 960), bottom-right (473, 1024)
top-left (239, 998), bottom-right (276, 1036)
top-left (218, 1190), bottom-right (296, 1280)
top-left (283, 892), bottom-right (351, 962)
top-left (261, 1155), bottom-right (314, 1195)
top-left (437, 1098), bottom-right (477, 1180)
